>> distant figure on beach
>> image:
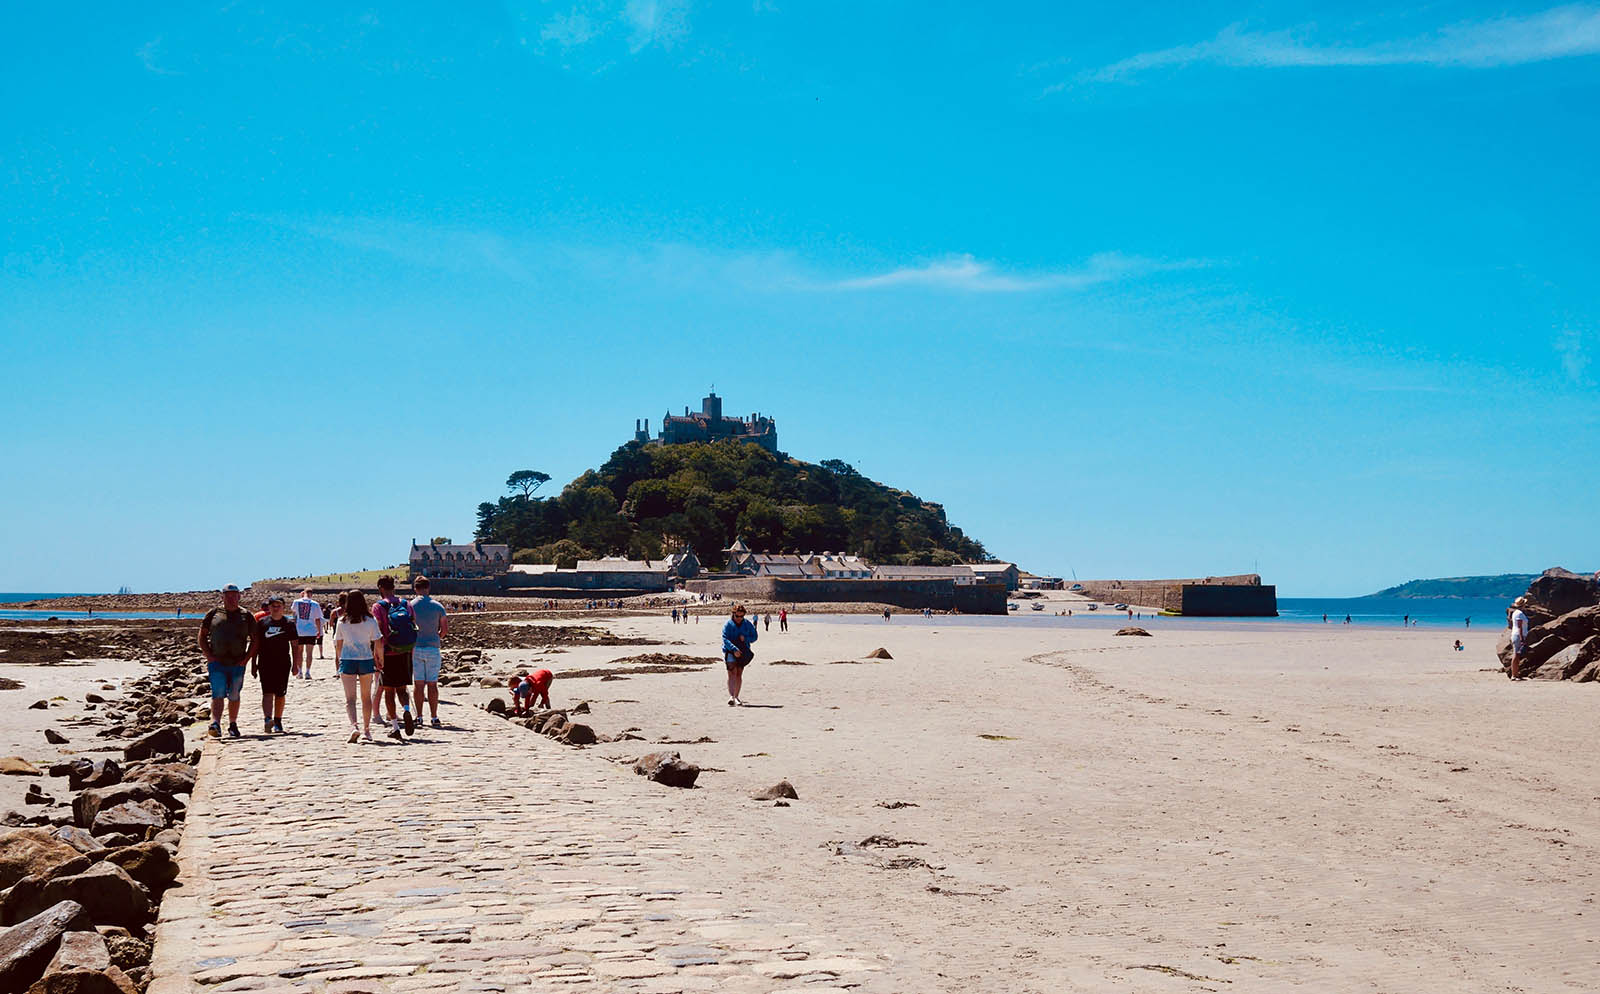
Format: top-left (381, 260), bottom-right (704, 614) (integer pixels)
top-left (198, 584), bottom-right (258, 739)
top-left (883, 608), bottom-right (892, 622)
top-left (1344, 614), bottom-right (1351, 625)
top-left (373, 576), bottom-right (417, 740)
top-left (722, 603), bottom-right (758, 707)
top-left (763, 613), bottom-right (771, 632)
top-left (1453, 639), bottom-right (1464, 651)
top-left (252, 596), bottom-right (295, 734)
top-left (332, 591), bottom-right (347, 639)
top-left (779, 609), bottom-right (788, 632)
top-left (1322, 613), bottom-right (1327, 623)
top-left (409, 576), bottom-right (447, 729)
top-left (1465, 617), bottom-right (1471, 629)
top-left (291, 589), bottom-right (324, 681)
top-left (1403, 614), bottom-right (1409, 626)
top-left (334, 590), bottom-right (384, 742)
top-left (671, 608), bottom-right (679, 624)
top-left (1508, 598), bottom-right (1531, 680)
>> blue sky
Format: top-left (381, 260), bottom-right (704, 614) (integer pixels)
top-left (2, 2), bottom-right (1597, 596)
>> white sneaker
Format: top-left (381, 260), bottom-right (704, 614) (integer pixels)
top-left (348, 728), bottom-right (360, 743)
top-left (728, 698), bottom-right (737, 707)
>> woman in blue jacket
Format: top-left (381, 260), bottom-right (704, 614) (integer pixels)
top-left (721, 603), bottom-right (759, 706)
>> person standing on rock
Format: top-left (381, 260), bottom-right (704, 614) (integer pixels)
top-left (334, 590), bottom-right (385, 742)
top-left (721, 603), bottom-right (758, 707)
top-left (252, 596), bottom-right (296, 734)
top-left (198, 584), bottom-right (259, 739)
top-left (373, 576), bottom-right (417, 739)
top-left (290, 588), bottom-right (324, 681)
top-left (1508, 597), bottom-right (1532, 680)
top-left (409, 575), bottom-right (448, 729)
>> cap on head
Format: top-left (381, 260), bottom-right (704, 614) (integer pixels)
top-left (221, 584), bottom-right (241, 593)
top-left (1513, 596), bottom-right (1528, 607)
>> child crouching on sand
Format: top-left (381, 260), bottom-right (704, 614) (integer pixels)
top-left (508, 669), bottom-right (553, 714)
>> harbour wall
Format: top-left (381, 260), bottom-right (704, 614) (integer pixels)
top-left (686, 577), bottom-right (1008, 615)
top-left (1075, 574), bottom-right (1277, 616)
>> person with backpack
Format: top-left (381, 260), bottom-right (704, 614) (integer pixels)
top-left (198, 584), bottom-right (260, 738)
top-left (372, 575), bottom-right (417, 738)
top-left (721, 603), bottom-right (759, 707)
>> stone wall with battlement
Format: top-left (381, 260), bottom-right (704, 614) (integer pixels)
top-left (686, 577), bottom-right (1007, 614)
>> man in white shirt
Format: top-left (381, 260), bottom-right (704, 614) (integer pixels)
top-left (1508, 597), bottom-right (1532, 680)
top-left (291, 589), bottom-right (325, 681)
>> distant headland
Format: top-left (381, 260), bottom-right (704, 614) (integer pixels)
top-left (1367, 574), bottom-right (1544, 599)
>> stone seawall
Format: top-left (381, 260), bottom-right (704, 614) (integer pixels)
top-left (686, 577), bottom-right (1007, 615)
top-left (1074, 574), bottom-right (1276, 617)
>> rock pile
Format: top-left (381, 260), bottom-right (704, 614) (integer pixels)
top-left (1498, 568), bottom-right (1600, 681)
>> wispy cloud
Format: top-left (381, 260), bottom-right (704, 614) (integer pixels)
top-left (509, 0), bottom-right (689, 58)
top-left (1084, 5), bottom-right (1600, 84)
top-left (274, 216), bottom-right (1195, 299)
top-left (137, 37), bottom-right (183, 76)
top-left (1556, 325), bottom-right (1592, 384)
top-left (835, 252), bottom-right (1204, 293)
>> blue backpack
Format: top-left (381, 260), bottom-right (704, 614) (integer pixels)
top-left (385, 598), bottom-right (418, 648)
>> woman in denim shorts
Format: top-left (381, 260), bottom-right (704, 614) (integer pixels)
top-left (333, 590), bottom-right (385, 742)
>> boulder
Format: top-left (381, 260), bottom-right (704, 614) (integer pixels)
top-left (1500, 606), bottom-right (1600, 675)
top-left (121, 727), bottom-right (183, 763)
top-left (90, 801), bottom-right (169, 838)
top-left (37, 863), bottom-right (151, 930)
top-left (865, 648), bottom-right (893, 659)
top-left (67, 762), bottom-right (120, 792)
top-left (122, 764), bottom-right (194, 796)
top-left (23, 786), bottom-right (51, 807)
top-left (0, 831), bottom-right (90, 890)
top-left (0, 900), bottom-right (91, 992)
top-left (0, 759), bottom-right (43, 777)
top-left (539, 713), bottom-right (568, 736)
top-left (102, 843), bottom-right (177, 892)
top-left (1523, 568), bottom-right (1600, 619)
top-left (571, 701), bottom-right (591, 714)
top-left (1114, 627), bottom-right (1153, 637)
top-left (633, 751), bottom-right (700, 789)
top-left (72, 784), bottom-right (170, 831)
top-left (26, 965), bottom-right (140, 994)
top-left (28, 701), bottom-right (48, 711)
top-left (42, 930), bottom-right (109, 971)
top-left (1533, 636), bottom-right (1600, 682)
top-left (42, 731), bottom-right (67, 746)
top-left (485, 697), bottom-right (506, 716)
top-left (46, 830), bottom-right (104, 860)
top-left (751, 780), bottom-right (798, 801)
top-left (558, 723), bottom-right (597, 746)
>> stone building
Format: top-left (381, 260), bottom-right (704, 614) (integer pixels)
top-left (634, 391), bottom-right (777, 453)
top-left (970, 563), bottom-right (1021, 591)
top-left (409, 540), bottom-right (512, 580)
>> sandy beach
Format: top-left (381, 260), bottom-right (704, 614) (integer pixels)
top-left (4, 611), bottom-right (1591, 991)
top-left (453, 614), bottom-right (1591, 992)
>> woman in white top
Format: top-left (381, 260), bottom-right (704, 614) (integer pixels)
top-left (333, 590), bottom-right (385, 742)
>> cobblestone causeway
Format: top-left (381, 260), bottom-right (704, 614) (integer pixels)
top-left (148, 682), bottom-right (893, 994)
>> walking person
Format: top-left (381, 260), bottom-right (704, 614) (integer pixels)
top-left (198, 584), bottom-right (258, 738)
top-left (721, 603), bottom-right (758, 707)
top-left (373, 576), bottom-right (417, 739)
top-left (763, 613), bottom-right (771, 632)
top-left (409, 576), bottom-right (448, 729)
top-left (1508, 597), bottom-right (1532, 681)
top-left (779, 608), bottom-right (787, 632)
top-left (290, 588), bottom-right (324, 681)
top-left (252, 596), bottom-right (296, 733)
top-left (334, 590), bottom-right (384, 742)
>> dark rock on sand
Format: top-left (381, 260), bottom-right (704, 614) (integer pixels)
top-left (83, 694), bottom-right (105, 705)
top-left (66, 762), bottom-right (121, 792)
top-left (0, 830), bottom-right (91, 889)
top-left (103, 843), bottom-right (177, 891)
top-left (539, 713), bottom-right (568, 736)
top-left (71, 784), bottom-right (171, 832)
top-left (29, 701), bottom-right (48, 710)
top-left (0, 758), bottom-right (44, 777)
top-left (122, 763), bottom-right (194, 796)
top-left (1523, 568), bottom-right (1600, 620)
top-left (1498, 604), bottom-right (1600, 675)
top-left (0, 900), bottom-right (91, 993)
top-left (1115, 627), bottom-right (1153, 637)
top-left (121, 727), bottom-right (183, 763)
top-left (46, 829), bottom-right (104, 860)
top-left (24, 786), bottom-right (52, 806)
top-left (1533, 635), bottom-right (1600, 682)
top-left (91, 801), bottom-right (169, 838)
top-left (633, 751), bottom-right (700, 788)
top-left (751, 780), bottom-right (798, 801)
top-left (558, 723), bottom-right (598, 746)
top-left (43, 731), bottom-right (68, 746)
top-left (865, 648), bottom-right (893, 659)
top-left (485, 697), bottom-right (507, 716)
top-left (36, 863), bottom-right (152, 930)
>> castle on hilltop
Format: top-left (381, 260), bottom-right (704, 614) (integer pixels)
top-left (633, 391), bottom-right (778, 453)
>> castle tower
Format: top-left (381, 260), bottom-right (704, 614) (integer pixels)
top-left (702, 390), bottom-right (722, 422)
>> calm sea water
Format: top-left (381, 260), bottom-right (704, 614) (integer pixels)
top-left (0, 592), bottom-right (191, 621)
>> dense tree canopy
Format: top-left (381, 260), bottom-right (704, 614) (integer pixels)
top-left (474, 440), bottom-right (991, 568)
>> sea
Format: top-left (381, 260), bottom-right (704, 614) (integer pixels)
top-left (0, 591), bottom-right (1509, 629)
top-left (0, 592), bottom-right (191, 621)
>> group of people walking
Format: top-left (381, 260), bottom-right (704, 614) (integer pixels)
top-left (197, 576), bottom-right (449, 742)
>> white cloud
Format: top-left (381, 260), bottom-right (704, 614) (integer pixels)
top-left (540, 11), bottom-right (597, 49)
top-left (509, 0), bottom-right (688, 58)
top-left (137, 37), bottom-right (183, 76)
top-left (623, 0), bottom-right (689, 52)
top-left (834, 252), bottom-right (1204, 293)
top-left (1086, 5), bottom-right (1600, 83)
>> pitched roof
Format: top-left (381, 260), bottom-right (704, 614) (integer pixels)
top-left (724, 537), bottom-right (751, 554)
top-left (872, 565), bottom-right (976, 579)
top-left (575, 559), bottom-right (668, 573)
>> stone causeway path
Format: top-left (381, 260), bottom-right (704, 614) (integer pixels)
top-left (148, 681), bottom-right (892, 994)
